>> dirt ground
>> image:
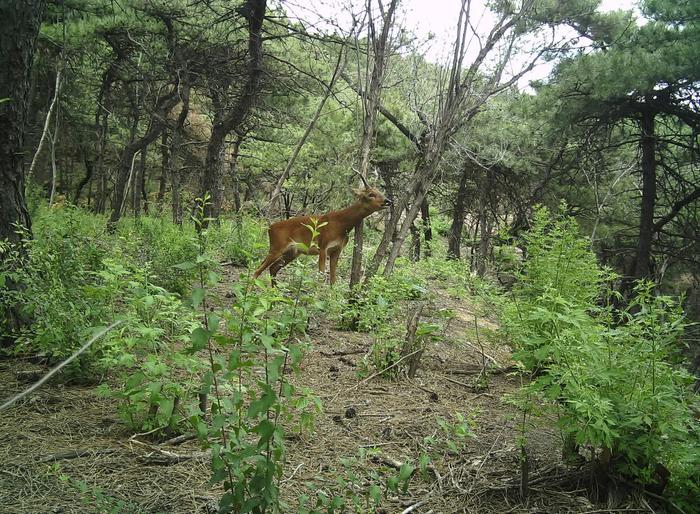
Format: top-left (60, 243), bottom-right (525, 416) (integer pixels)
top-left (0, 268), bottom-right (629, 513)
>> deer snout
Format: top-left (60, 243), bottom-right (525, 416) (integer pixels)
top-left (383, 198), bottom-right (393, 207)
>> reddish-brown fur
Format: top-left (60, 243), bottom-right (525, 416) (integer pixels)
top-left (254, 187), bottom-right (391, 284)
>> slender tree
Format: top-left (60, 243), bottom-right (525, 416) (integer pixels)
top-left (349, 0), bottom-right (400, 288)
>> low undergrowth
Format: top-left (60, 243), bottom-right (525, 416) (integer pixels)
top-left (2, 202), bottom-right (698, 512)
top-left (501, 206), bottom-right (700, 510)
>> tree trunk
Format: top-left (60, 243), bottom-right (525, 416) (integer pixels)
top-left (384, 180), bottom-right (428, 275)
top-left (108, 92), bottom-right (178, 230)
top-left (171, 164), bottom-right (182, 225)
top-left (476, 212), bottom-right (493, 277)
top-left (134, 143), bottom-right (147, 217)
top-left (27, 66), bottom-right (61, 185)
top-left (409, 222), bottom-right (420, 261)
top-left (202, 121), bottom-right (227, 221)
top-left (448, 163), bottom-right (470, 259)
top-left (48, 107), bottom-right (59, 206)
top-left (93, 59), bottom-right (120, 214)
top-left (476, 168), bottom-right (493, 276)
top-left (0, 0), bottom-right (46, 345)
top-left (156, 130), bottom-right (168, 212)
top-left (74, 145), bottom-right (94, 204)
top-left (141, 147), bottom-right (149, 215)
top-left (367, 160), bottom-right (422, 279)
top-left (0, 0), bottom-right (45, 243)
top-left (108, 89), bottom-right (179, 229)
top-left (633, 107), bottom-right (656, 280)
top-left (349, 0), bottom-right (399, 290)
top-left (230, 133), bottom-right (243, 213)
top-left (420, 197), bottom-right (432, 258)
top-left (169, 78), bottom-right (191, 226)
top-left (382, 146), bottom-right (444, 276)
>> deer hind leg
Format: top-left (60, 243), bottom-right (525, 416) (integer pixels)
top-left (269, 247), bottom-right (298, 281)
top-left (253, 251), bottom-right (283, 280)
top-left (318, 247), bottom-right (327, 278)
top-left (328, 248), bottom-right (342, 285)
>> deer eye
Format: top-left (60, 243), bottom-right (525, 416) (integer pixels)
top-left (368, 193), bottom-right (375, 198)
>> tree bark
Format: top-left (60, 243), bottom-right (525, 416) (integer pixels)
top-left (93, 58), bottom-right (121, 214)
top-left (73, 145), bottom-right (94, 204)
top-left (0, 0), bottom-right (46, 345)
top-left (409, 221), bottom-right (420, 261)
top-left (448, 163), bottom-right (470, 259)
top-left (230, 133), bottom-right (243, 213)
top-left (156, 130), bottom-right (168, 212)
top-left (633, 107), bottom-right (656, 280)
top-left (420, 197), bottom-right (432, 258)
top-left (0, 0), bottom-right (45, 244)
top-left (476, 168), bottom-right (493, 276)
top-left (134, 142), bottom-right (148, 217)
top-left (48, 106), bottom-right (59, 206)
top-left (169, 78), bottom-right (191, 226)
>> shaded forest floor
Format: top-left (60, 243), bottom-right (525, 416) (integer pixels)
top-left (1, 265), bottom-right (615, 513)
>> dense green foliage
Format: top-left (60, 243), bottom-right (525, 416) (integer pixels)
top-left (503, 207), bottom-right (700, 508)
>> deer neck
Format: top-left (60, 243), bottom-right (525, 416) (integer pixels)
top-left (332, 201), bottom-right (372, 231)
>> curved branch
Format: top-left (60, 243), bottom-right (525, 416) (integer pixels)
top-left (653, 187), bottom-right (700, 233)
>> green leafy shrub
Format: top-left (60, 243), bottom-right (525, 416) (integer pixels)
top-left (208, 214), bottom-right (269, 268)
top-left (2, 207), bottom-right (111, 368)
top-left (181, 199), bottom-right (322, 513)
top-left (343, 261), bottom-right (427, 332)
top-left (503, 207), bottom-right (700, 507)
top-left (1, 206), bottom-right (199, 382)
top-left (117, 216), bottom-right (199, 296)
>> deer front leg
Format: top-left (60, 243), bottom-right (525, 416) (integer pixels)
top-left (329, 248), bottom-right (341, 285)
top-left (318, 247), bottom-right (327, 279)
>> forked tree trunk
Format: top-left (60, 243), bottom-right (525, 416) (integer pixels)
top-left (358, 0), bottom-right (540, 275)
top-left (349, 0), bottom-right (399, 289)
top-left (108, 89), bottom-right (179, 229)
top-left (201, 0), bottom-right (266, 225)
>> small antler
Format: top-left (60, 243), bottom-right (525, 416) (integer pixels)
top-left (352, 168), bottom-right (370, 189)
